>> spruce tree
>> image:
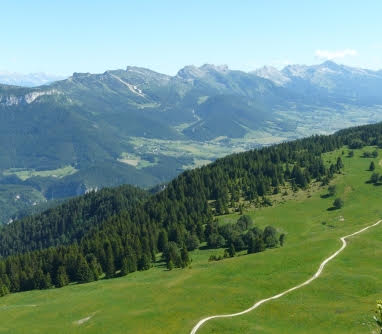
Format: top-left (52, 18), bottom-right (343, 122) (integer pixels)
top-left (44, 273), bottom-right (52, 289)
top-left (138, 254), bottom-right (151, 271)
top-left (127, 254), bottom-right (137, 273)
top-left (180, 247), bottom-right (190, 267)
top-left (336, 157), bottom-right (344, 171)
top-left (76, 257), bottom-right (94, 283)
top-left (55, 266), bottom-right (69, 288)
top-left (105, 244), bottom-right (115, 278)
top-left (186, 234), bottom-right (200, 251)
top-left (263, 226), bottom-right (279, 248)
top-left (157, 230), bottom-right (168, 252)
top-left (167, 260), bottom-right (174, 271)
top-left (228, 243), bottom-right (236, 257)
top-left (254, 236), bottom-right (266, 253)
top-left (86, 254), bottom-right (102, 281)
top-left (0, 280), bottom-right (9, 297)
top-left (33, 269), bottom-right (49, 290)
top-left (120, 258), bottom-right (129, 277)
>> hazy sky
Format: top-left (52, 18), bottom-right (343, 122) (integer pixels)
top-left (1, 0), bottom-right (382, 75)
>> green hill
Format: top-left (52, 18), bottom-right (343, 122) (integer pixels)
top-left (0, 123), bottom-right (381, 333)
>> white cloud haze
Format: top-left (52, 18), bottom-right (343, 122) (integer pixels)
top-left (315, 49), bottom-right (358, 60)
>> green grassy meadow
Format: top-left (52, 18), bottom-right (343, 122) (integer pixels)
top-left (0, 146), bottom-right (381, 334)
top-left (3, 165), bottom-right (78, 181)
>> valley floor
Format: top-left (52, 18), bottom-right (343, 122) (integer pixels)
top-left (0, 147), bottom-right (381, 334)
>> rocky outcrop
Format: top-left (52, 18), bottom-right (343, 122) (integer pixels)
top-left (0, 89), bottom-right (59, 106)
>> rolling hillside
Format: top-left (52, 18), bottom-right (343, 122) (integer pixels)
top-left (0, 123), bottom-right (381, 333)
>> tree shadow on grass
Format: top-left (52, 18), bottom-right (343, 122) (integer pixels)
top-left (365, 181), bottom-right (382, 186)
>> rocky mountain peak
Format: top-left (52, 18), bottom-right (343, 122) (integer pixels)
top-left (253, 66), bottom-right (290, 86)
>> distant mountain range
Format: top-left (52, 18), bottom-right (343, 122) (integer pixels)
top-left (0, 71), bottom-right (65, 87)
top-left (1, 61), bottom-right (382, 223)
top-left (254, 61), bottom-right (382, 104)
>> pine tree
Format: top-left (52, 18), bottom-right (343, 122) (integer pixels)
top-left (333, 197), bottom-right (344, 209)
top-left (167, 260), bottom-right (174, 271)
top-left (263, 226), bottom-right (279, 248)
top-left (247, 235), bottom-right (256, 254)
top-left (336, 157), bottom-right (344, 171)
top-left (163, 242), bottom-right (182, 268)
top-left (33, 269), bottom-right (48, 290)
top-left (1, 274), bottom-right (11, 293)
top-left (44, 273), bottom-right (52, 289)
top-left (76, 256), bottom-right (94, 283)
top-left (328, 185), bottom-right (336, 196)
top-left (138, 254), bottom-right (151, 271)
top-left (104, 243), bottom-right (115, 278)
top-left (127, 253), bottom-right (137, 273)
top-left (120, 258), bottom-right (129, 277)
top-left (180, 247), bottom-right (190, 267)
top-left (86, 254), bottom-right (102, 281)
top-left (186, 234), bottom-right (200, 251)
top-left (55, 266), bottom-right (69, 288)
top-left (253, 237), bottom-right (266, 253)
top-left (157, 230), bottom-right (168, 252)
top-left (0, 280), bottom-right (9, 296)
top-left (228, 243), bottom-right (236, 257)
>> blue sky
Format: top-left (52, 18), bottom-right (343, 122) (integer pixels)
top-left (1, 0), bottom-right (382, 75)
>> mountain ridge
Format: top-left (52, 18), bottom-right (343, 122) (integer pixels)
top-left (1, 61), bottom-right (382, 223)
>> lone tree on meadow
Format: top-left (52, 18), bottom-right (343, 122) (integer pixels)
top-left (369, 161), bottom-right (376, 171)
top-left (370, 172), bottom-right (380, 185)
top-left (333, 198), bottom-right (344, 210)
top-left (336, 157), bottom-right (344, 170)
top-left (328, 185), bottom-right (337, 197)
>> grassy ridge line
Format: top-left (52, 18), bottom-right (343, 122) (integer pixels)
top-left (191, 219), bottom-right (382, 334)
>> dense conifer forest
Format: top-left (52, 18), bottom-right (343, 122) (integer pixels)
top-left (0, 185), bottom-right (148, 256)
top-left (1, 122), bottom-right (382, 296)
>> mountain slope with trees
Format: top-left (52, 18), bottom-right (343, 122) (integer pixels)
top-left (1, 62), bottom-right (382, 224)
top-left (2, 121), bottom-right (381, 295)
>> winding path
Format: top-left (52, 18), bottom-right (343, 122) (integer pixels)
top-left (190, 220), bottom-right (382, 334)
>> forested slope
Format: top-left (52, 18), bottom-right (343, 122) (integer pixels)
top-left (0, 122), bottom-right (382, 295)
top-left (0, 185), bottom-right (148, 256)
